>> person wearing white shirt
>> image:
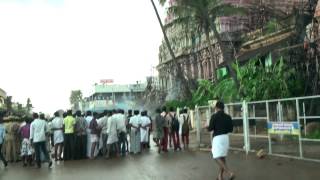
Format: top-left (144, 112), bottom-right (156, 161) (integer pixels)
top-left (105, 110), bottom-right (119, 159)
top-left (30, 113), bottom-right (52, 168)
top-left (129, 110), bottom-right (141, 154)
top-left (85, 111), bottom-right (93, 158)
top-left (0, 113), bottom-right (8, 167)
top-left (140, 111), bottom-right (151, 151)
top-left (51, 111), bottom-right (64, 161)
top-left (116, 109), bottom-right (127, 156)
top-left (98, 110), bottom-right (109, 156)
top-left (179, 109), bottom-right (190, 149)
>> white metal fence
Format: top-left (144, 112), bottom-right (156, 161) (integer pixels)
top-left (194, 95), bottom-right (320, 162)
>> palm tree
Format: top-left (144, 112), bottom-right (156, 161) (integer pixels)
top-left (150, 0), bottom-right (191, 100)
top-left (151, 0), bottom-right (176, 61)
top-left (26, 98), bottom-right (33, 114)
top-left (5, 96), bottom-right (12, 114)
top-left (161, 0), bottom-right (244, 83)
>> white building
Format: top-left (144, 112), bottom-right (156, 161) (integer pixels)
top-left (81, 82), bottom-right (147, 112)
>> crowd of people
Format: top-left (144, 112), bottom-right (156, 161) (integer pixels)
top-left (0, 101), bottom-right (236, 180)
top-left (0, 107), bottom-right (191, 168)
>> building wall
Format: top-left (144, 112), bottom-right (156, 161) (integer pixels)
top-left (157, 0), bottom-right (304, 91)
top-left (82, 84), bottom-right (146, 111)
top-left (158, 0), bottom-right (249, 88)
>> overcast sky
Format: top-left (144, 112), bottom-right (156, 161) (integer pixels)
top-left (0, 0), bottom-right (165, 114)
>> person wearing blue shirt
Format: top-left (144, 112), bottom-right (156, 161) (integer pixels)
top-left (0, 114), bottom-right (8, 167)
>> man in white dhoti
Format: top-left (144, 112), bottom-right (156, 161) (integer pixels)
top-left (140, 111), bottom-right (151, 151)
top-left (179, 108), bottom-right (190, 149)
top-left (105, 110), bottom-right (119, 159)
top-left (85, 111), bottom-right (93, 158)
top-left (20, 117), bottom-right (33, 166)
top-left (116, 109), bottom-right (127, 157)
top-left (51, 112), bottom-right (64, 161)
top-left (89, 112), bottom-right (101, 159)
top-left (98, 110), bottom-right (109, 156)
top-left (129, 110), bottom-right (141, 154)
top-left (207, 101), bottom-right (235, 180)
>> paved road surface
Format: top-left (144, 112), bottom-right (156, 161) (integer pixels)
top-left (0, 149), bottom-right (319, 180)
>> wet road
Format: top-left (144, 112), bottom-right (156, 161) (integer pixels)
top-left (0, 149), bottom-right (319, 180)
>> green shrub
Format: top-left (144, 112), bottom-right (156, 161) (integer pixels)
top-left (164, 54), bottom-right (304, 110)
top-left (165, 100), bottom-right (189, 109)
top-left (306, 130), bottom-right (320, 139)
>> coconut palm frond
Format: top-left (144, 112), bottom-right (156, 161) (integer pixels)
top-left (211, 3), bottom-right (246, 17)
top-left (167, 4), bottom-right (193, 18)
top-left (159, 0), bottom-right (167, 6)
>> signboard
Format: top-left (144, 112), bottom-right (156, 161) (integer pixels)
top-left (100, 79), bottom-right (114, 84)
top-left (267, 122), bottom-right (300, 136)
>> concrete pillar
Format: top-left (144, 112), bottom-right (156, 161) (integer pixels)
top-left (160, 77), bottom-right (164, 91)
top-left (202, 60), bottom-right (209, 80)
top-left (207, 58), bottom-right (212, 79)
top-left (190, 59), bottom-right (194, 79)
top-left (192, 60), bottom-right (197, 79)
top-left (198, 60), bottom-right (202, 79)
top-left (191, 56), bottom-right (197, 79)
top-left (210, 56), bottom-right (215, 80)
top-left (184, 61), bottom-right (188, 78)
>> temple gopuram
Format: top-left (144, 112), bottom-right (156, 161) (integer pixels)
top-left (157, 0), bottom-right (318, 96)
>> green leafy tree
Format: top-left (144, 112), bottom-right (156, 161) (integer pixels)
top-left (26, 98), bottom-right (32, 114)
top-left (234, 57), bottom-right (298, 101)
top-left (191, 80), bottom-right (215, 106)
top-left (70, 90), bottom-right (83, 111)
top-left (5, 96), bottom-right (12, 114)
top-left (187, 56), bottom-right (304, 107)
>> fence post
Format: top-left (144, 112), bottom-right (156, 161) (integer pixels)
top-left (242, 100), bottom-right (250, 154)
top-left (207, 107), bottom-right (211, 127)
top-left (296, 99), bottom-right (303, 158)
top-left (266, 102), bottom-right (272, 155)
top-left (303, 102), bottom-right (307, 136)
top-left (195, 105), bottom-right (201, 148)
